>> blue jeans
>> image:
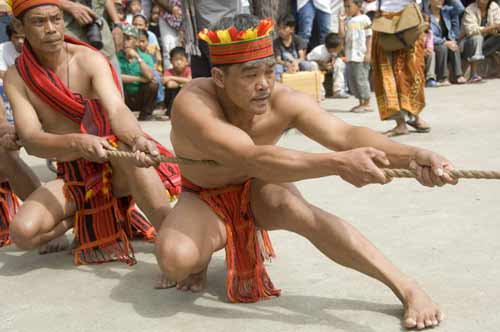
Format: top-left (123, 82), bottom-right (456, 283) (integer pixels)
top-left (297, 1), bottom-right (331, 46)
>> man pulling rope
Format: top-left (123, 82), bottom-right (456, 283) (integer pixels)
top-left (155, 14), bottom-right (458, 330)
top-left (4, 0), bottom-right (181, 265)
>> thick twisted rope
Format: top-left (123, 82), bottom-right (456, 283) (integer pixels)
top-left (106, 150), bottom-right (500, 180)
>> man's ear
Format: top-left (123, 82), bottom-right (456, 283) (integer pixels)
top-left (211, 67), bottom-right (225, 89)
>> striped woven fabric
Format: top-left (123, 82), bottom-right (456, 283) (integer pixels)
top-left (15, 36), bottom-right (181, 265)
top-left (208, 37), bottom-right (274, 65)
top-left (0, 182), bottom-right (20, 248)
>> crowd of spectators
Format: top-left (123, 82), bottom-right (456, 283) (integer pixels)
top-left (0, 0), bottom-right (499, 122)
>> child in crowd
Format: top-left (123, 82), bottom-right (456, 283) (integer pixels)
top-left (132, 14), bottom-right (159, 47)
top-left (163, 47), bottom-right (191, 117)
top-left (340, 0), bottom-right (373, 113)
top-left (159, 0), bottom-right (184, 69)
top-left (307, 32), bottom-right (349, 99)
top-left (115, 2), bottom-right (126, 23)
top-left (125, 0), bottom-right (143, 24)
top-left (138, 29), bottom-right (164, 106)
top-left (273, 14), bottom-right (318, 81)
top-left (423, 14), bottom-right (438, 87)
top-left (148, 4), bottom-right (162, 43)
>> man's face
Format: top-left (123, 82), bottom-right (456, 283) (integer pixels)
top-left (430, 0), bottom-right (444, 9)
top-left (171, 53), bottom-right (187, 73)
top-left (138, 34), bottom-right (148, 52)
top-left (278, 24), bottom-right (293, 40)
top-left (132, 16), bottom-right (147, 30)
top-left (219, 58), bottom-right (276, 115)
top-left (123, 34), bottom-right (137, 49)
top-left (11, 31), bottom-right (25, 53)
top-left (21, 6), bottom-right (64, 53)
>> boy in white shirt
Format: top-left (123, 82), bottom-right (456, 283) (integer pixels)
top-left (340, 0), bottom-right (372, 112)
top-left (307, 32), bottom-right (349, 98)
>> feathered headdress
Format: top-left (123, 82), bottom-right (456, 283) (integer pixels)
top-left (198, 18), bottom-right (274, 65)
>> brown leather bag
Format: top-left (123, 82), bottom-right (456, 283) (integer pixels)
top-left (372, 1), bottom-right (428, 51)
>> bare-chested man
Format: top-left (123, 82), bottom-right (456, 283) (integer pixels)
top-left (156, 15), bottom-right (458, 330)
top-left (4, 0), bottom-right (180, 265)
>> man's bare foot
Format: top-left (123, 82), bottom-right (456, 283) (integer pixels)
top-left (401, 281), bottom-right (445, 330)
top-left (383, 126), bottom-right (409, 137)
top-left (38, 235), bottom-right (70, 255)
top-left (155, 273), bottom-right (177, 289)
top-left (176, 268), bottom-right (208, 293)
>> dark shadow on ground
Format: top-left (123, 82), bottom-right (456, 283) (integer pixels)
top-left (109, 258), bottom-right (402, 331)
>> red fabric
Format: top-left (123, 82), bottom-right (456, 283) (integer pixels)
top-left (12, 0), bottom-right (60, 17)
top-left (15, 36), bottom-right (181, 264)
top-left (164, 66), bottom-right (191, 78)
top-left (0, 182), bottom-right (19, 248)
top-left (207, 37), bottom-right (274, 65)
top-left (182, 176), bottom-right (280, 303)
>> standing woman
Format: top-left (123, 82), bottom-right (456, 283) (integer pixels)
top-left (372, 0), bottom-right (431, 136)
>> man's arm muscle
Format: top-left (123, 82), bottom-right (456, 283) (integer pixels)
top-left (173, 88), bottom-right (346, 183)
top-left (87, 52), bottom-right (145, 146)
top-left (289, 91), bottom-right (418, 168)
top-left (4, 68), bottom-right (82, 160)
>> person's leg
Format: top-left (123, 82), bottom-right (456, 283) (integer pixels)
top-left (298, 60), bottom-right (318, 71)
top-left (333, 57), bottom-right (348, 97)
top-left (0, 149), bottom-right (41, 201)
top-left (297, 0), bottom-right (316, 46)
top-left (482, 35), bottom-right (500, 58)
top-left (155, 191), bottom-right (227, 290)
top-left (190, 40), bottom-right (212, 78)
top-left (449, 48), bottom-right (465, 82)
top-left (137, 81), bottom-right (159, 120)
top-left (251, 180), bottom-right (444, 330)
top-left (164, 84), bottom-right (181, 117)
top-left (10, 179), bottom-right (76, 250)
top-left (434, 43), bottom-right (449, 82)
top-left (425, 51), bottom-right (437, 83)
top-left (346, 62), bottom-right (361, 110)
top-left (463, 35), bottom-right (485, 79)
top-left (315, 8), bottom-right (332, 44)
top-left (358, 63), bottom-right (372, 110)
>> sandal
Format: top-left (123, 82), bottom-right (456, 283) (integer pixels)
top-left (468, 75), bottom-right (483, 84)
top-left (406, 120), bottom-right (431, 133)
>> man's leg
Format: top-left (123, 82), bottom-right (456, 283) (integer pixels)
top-left (250, 180), bottom-right (443, 330)
top-left (137, 81), bottom-right (159, 121)
top-left (0, 149), bottom-right (40, 200)
top-left (155, 191), bottom-right (226, 291)
top-left (10, 179), bottom-right (75, 251)
top-left (315, 8), bottom-right (332, 45)
top-left (449, 48), bottom-right (465, 80)
top-left (482, 35), bottom-right (500, 58)
top-left (425, 52), bottom-right (437, 82)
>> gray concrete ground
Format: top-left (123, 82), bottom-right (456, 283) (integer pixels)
top-left (1, 80), bottom-right (500, 332)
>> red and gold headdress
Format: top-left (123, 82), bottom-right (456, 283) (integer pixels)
top-left (198, 19), bottom-right (274, 65)
top-left (7, 0), bottom-right (60, 18)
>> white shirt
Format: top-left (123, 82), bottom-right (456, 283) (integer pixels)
top-left (297, 0), bottom-right (332, 14)
top-left (344, 14), bottom-right (372, 62)
top-left (307, 44), bottom-right (333, 62)
top-left (0, 41), bottom-right (20, 72)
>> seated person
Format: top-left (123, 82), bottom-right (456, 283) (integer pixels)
top-left (118, 25), bottom-right (158, 121)
top-left (429, 0), bottom-right (466, 85)
top-left (132, 14), bottom-right (160, 47)
top-left (307, 33), bottom-right (349, 98)
top-left (461, 0), bottom-right (500, 81)
top-left (137, 29), bottom-right (164, 108)
top-left (273, 14), bottom-right (318, 81)
top-left (162, 47), bottom-right (191, 117)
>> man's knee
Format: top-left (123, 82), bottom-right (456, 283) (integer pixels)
top-left (155, 231), bottom-right (206, 281)
top-left (10, 216), bottom-right (40, 250)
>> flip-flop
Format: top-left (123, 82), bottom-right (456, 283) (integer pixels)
top-left (468, 75), bottom-right (484, 84)
top-left (406, 120), bottom-right (431, 133)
